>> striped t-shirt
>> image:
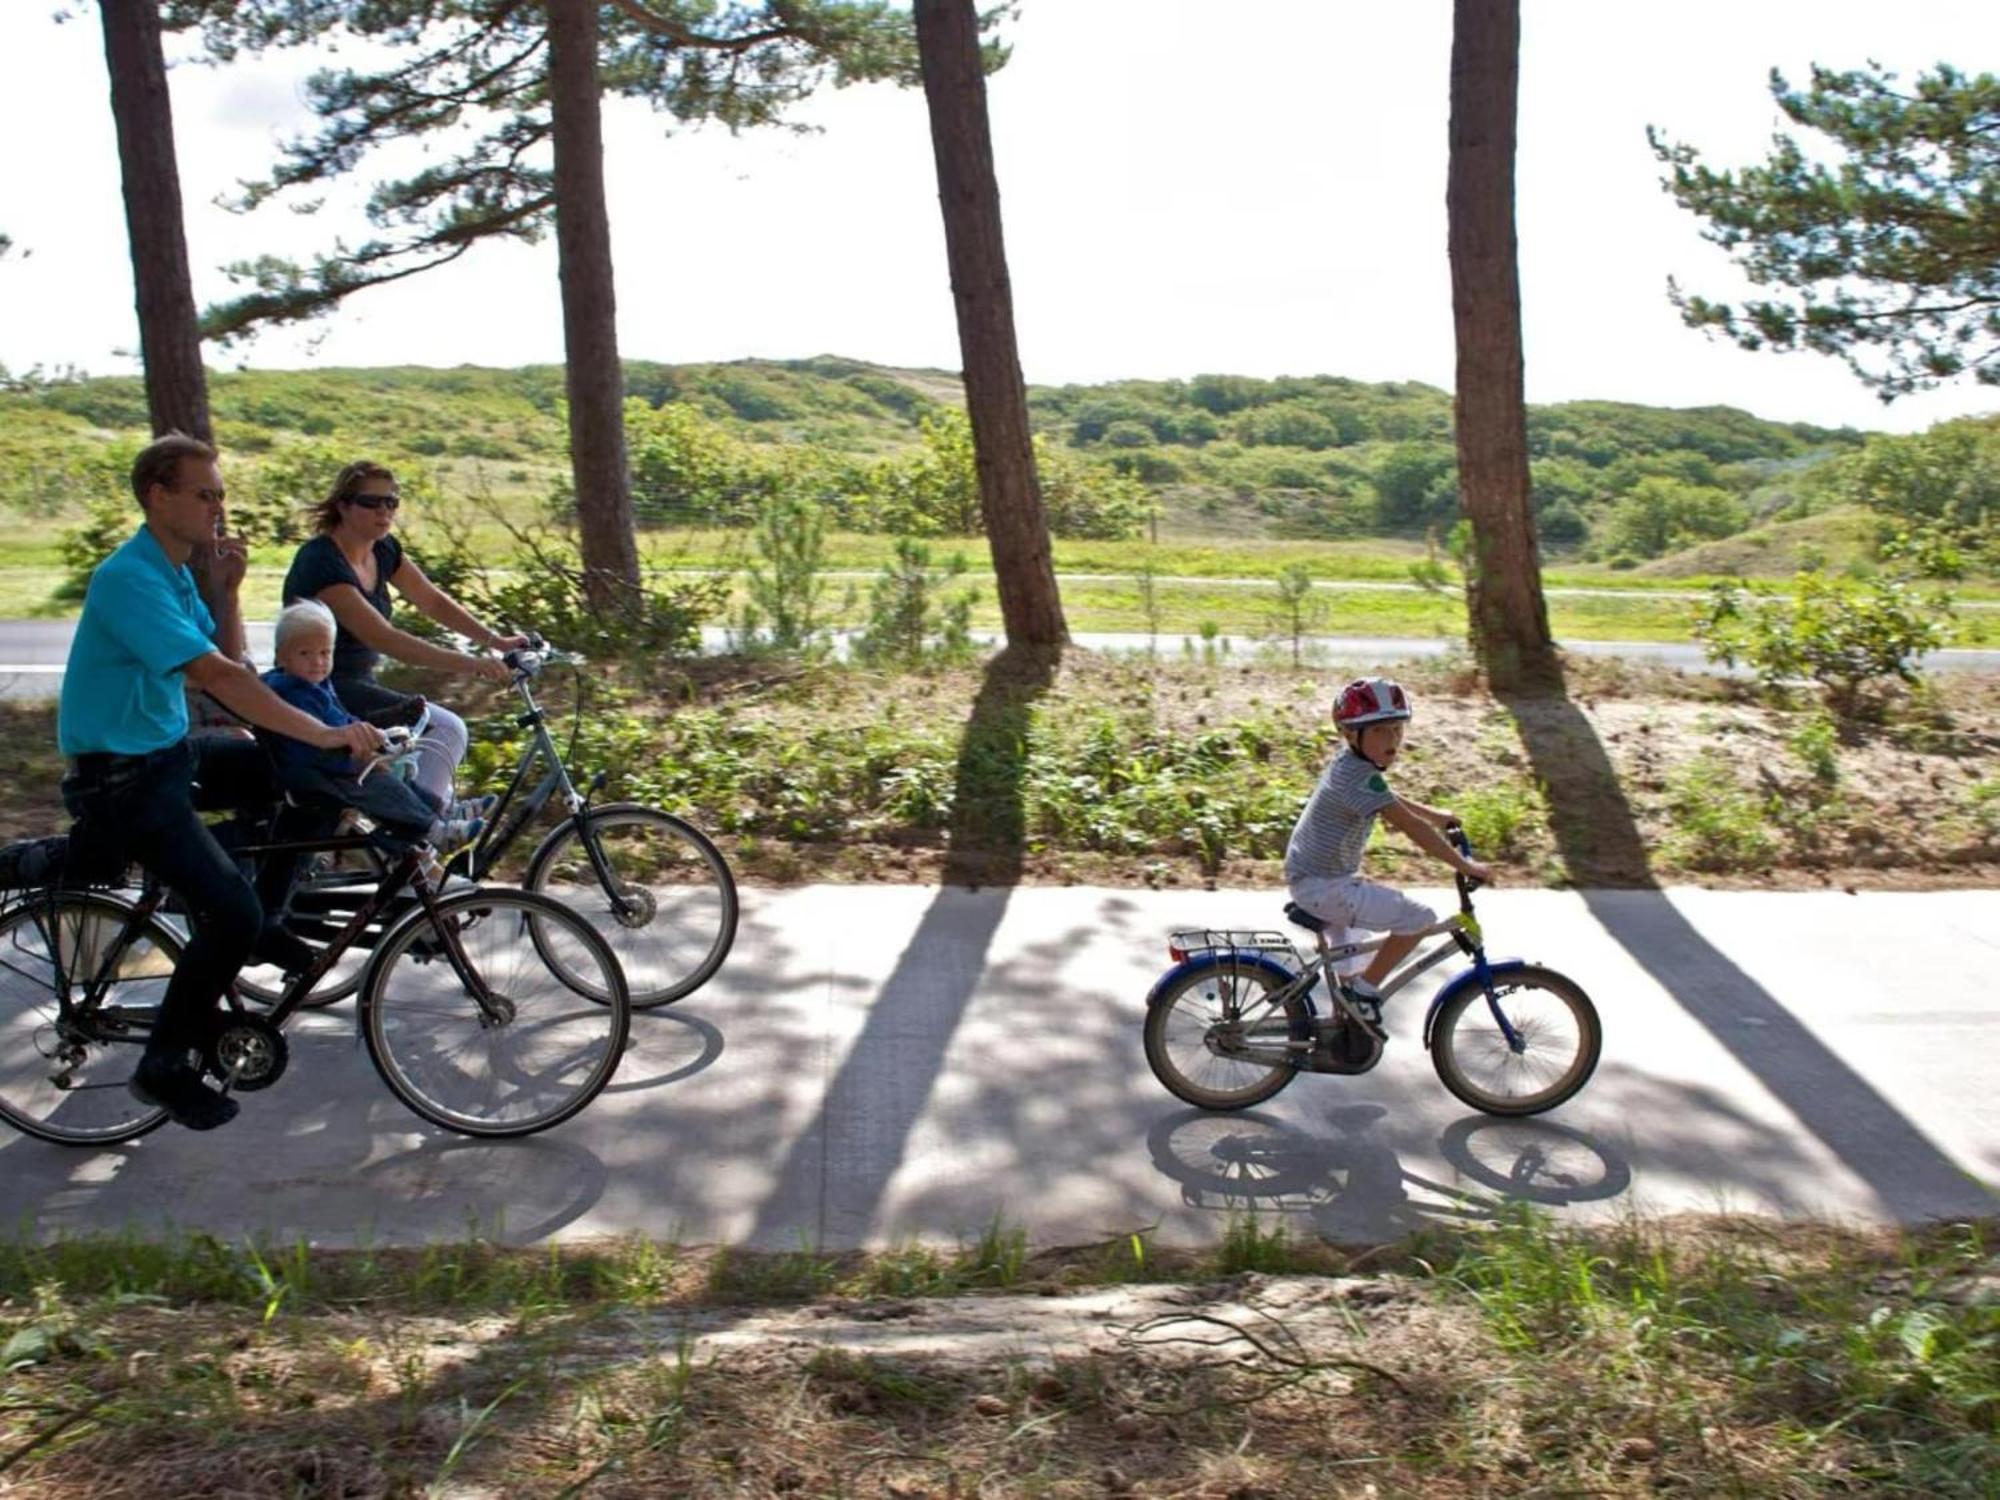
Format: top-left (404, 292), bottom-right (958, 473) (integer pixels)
top-left (1284, 748), bottom-right (1397, 882)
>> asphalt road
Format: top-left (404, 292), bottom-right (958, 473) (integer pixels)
top-left (4, 884), bottom-right (1994, 1249)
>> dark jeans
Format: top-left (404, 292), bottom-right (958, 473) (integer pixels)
top-left (278, 759), bottom-right (439, 838)
top-left (60, 739), bottom-right (326, 1056)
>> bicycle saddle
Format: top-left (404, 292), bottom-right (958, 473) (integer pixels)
top-left (1283, 901), bottom-right (1328, 933)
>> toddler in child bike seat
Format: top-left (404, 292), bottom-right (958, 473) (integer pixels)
top-left (1283, 676), bottom-right (1495, 1012)
top-left (259, 600), bottom-right (487, 853)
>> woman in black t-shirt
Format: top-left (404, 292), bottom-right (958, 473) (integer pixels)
top-left (281, 460), bottom-right (526, 808)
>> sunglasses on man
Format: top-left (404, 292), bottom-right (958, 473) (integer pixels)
top-left (344, 493), bottom-right (401, 511)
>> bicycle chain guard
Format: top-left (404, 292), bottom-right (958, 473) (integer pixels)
top-left (1302, 1018), bottom-right (1384, 1075)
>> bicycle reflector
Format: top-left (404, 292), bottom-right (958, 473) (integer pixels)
top-left (1168, 939), bottom-right (1189, 961)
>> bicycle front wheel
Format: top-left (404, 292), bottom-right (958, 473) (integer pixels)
top-left (1430, 965), bottom-right (1601, 1117)
top-left (361, 888), bottom-right (630, 1138)
top-left (0, 893), bottom-right (177, 1145)
top-left (1143, 959), bottom-right (1307, 1111)
top-left (525, 804), bottom-right (737, 1008)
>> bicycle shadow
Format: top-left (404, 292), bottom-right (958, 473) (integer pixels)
top-left (1146, 1104), bottom-right (1633, 1243)
top-left (745, 643), bottom-right (1061, 1249)
top-left (599, 1007), bottom-right (724, 1095)
top-left (1498, 677), bottom-right (1989, 1221)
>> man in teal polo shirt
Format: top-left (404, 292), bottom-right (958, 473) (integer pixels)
top-left (60, 432), bottom-right (385, 1131)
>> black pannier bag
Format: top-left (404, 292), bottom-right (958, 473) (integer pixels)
top-left (0, 834), bottom-right (69, 891)
top-left (0, 827), bottom-right (130, 893)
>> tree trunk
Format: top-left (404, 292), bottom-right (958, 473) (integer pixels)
top-left (914, 0), bottom-right (1066, 648)
top-left (1447, 0), bottom-right (1558, 690)
top-left (99, 0), bottom-right (210, 443)
top-left (546, 0), bottom-right (641, 609)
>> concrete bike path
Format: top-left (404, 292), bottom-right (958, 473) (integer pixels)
top-left (4, 885), bottom-right (1995, 1249)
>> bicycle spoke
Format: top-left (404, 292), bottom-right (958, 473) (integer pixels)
top-left (363, 891), bottom-right (629, 1137)
top-left (0, 896), bottom-right (176, 1145)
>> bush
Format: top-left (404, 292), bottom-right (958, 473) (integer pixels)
top-left (738, 492), bottom-right (831, 653)
top-left (422, 494), bottom-right (724, 661)
top-left (1600, 476), bottom-right (1746, 559)
top-left (1663, 753), bottom-right (1778, 871)
top-left (851, 538), bottom-right (976, 666)
top-left (1694, 570), bottom-right (1953, 718)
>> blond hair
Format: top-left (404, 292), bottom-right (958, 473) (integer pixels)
top-left (274, 598), bottom-right (337, 654)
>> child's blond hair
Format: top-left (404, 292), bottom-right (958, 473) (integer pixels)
top-left (274, 598), bottom-right (337, 655)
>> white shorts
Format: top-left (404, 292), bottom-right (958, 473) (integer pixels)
top-left (1288, 876), bottom-right (1439, 972)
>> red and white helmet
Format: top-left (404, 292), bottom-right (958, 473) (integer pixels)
top-left (1333, 676), bottom-right (1412, 730)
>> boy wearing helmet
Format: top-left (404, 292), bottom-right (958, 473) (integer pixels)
top-left (1285, 676), bottom-right (1495, 1012)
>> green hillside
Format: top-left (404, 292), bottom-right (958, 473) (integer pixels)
top-left (0, 355), bottom-right (1908, 575)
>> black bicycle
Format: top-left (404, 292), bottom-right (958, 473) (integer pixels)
top-left (0, 820), bottom-right (632, 1145)
top-left (237, 633), bottom-right (737, 1012)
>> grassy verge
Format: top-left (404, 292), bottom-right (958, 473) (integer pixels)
top-left (4, 652), bottom-right (1997, 888)
top-left (3, 521), bottom-right (1995, 638)
top-left (2, 1214), bottom-right (1992, 1497)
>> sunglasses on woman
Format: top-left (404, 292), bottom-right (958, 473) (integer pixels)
top-left (345, 493), bottom-right (401, 511)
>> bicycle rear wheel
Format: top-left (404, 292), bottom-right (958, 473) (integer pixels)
top-left (524, 804), bottom-right (737, 1008)
top-left (1143, 959), bottom-right (1307, 1111)
top-left (0, 893), bottom-right (177, 1145)
top-left (1430, 966), bottom-right (1601, 1117)
top-left (361, 888), bottom-right (630, 1138)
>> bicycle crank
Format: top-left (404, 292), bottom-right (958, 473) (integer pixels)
top-left (206, 1015), bottom-right (289, 1092)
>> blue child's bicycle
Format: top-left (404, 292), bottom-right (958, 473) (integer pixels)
top-left (1143, 828), bottom-right (1600, 1117)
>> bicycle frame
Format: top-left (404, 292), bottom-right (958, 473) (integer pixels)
top-left (1163, 896), bottom-right (1529, 1059)
top-left (37, 829), bottom-right (507, 1050)
top-left (444, 656), bottom-right (633, 918)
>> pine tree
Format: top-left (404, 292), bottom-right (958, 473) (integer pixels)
top-left (913, 0), bottom-right (1065, 648)
top-left (1447, 0), bottom-right (1557, 689)
top-left (168, 0), bottom-right (936, 601)
top-left (100, 0), bottom-right (211, 442)
top-left (1652, 63), bottom-right (2000, 400)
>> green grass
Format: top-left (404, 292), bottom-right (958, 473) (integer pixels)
top-left (5, 1216), bottom-right (1991, 1497)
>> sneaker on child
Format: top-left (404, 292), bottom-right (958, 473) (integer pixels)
top-left (426, 814), bottom-right (485, 854)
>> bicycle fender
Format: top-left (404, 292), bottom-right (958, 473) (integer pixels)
top-left (1146, 951), bottom-right (1301, 1010)
top-left (1422, 959), bottom-right (1529, 1050)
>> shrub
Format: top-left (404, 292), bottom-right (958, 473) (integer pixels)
top-left (738, 492), bottom-right (830, 652)
top-left (1662, 753), bottom-right (1777, 871)
top-left (422, 494), bottom-right (724, 661)
top-left (1693, 571), bottom-right (1953, 718)
top-left (851, 538), bottom-right (977, 666)
top-left (1269, 563), bottom-right (1319, 664)
top-left (55, 492), bottom-right (141, 601)
top-left (1788, 712), bottom-right (1840, 784)
top-left (1600, 476), bottom-right (1746, 559)
top-left (1456, 781), bottom-right (1543, 858)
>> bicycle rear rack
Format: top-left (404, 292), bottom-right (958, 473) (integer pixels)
top-left (1167, 928), bottom-right (1303, 964)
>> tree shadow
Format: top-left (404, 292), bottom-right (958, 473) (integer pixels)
top-left (746, 644), bottom-right (1060, 1247)
top-left (1498, 674), bottom-right (1988, 1221)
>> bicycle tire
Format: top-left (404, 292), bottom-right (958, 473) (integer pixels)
top-left (0, 892), bottom-right (177, 1145)
top-left (1430, 965), bottom-right (1601, 1117)
top-left (360, 887), bottom-right (630, 1138)
top-left (1143, 958), bottom-right (1307, 1111)
top-left (523, 804), bottom-right (737, 1008)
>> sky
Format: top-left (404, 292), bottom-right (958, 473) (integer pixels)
top-left (1, 1), bottom-right (1995, 436)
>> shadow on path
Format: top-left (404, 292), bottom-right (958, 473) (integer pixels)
top-left (1500, 678), bottom-right (1987, 1221)
top-left (1146, 1104), bottom-right (1632, 1243)
top-left (747, 645), bottom-right (1060, 1248)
